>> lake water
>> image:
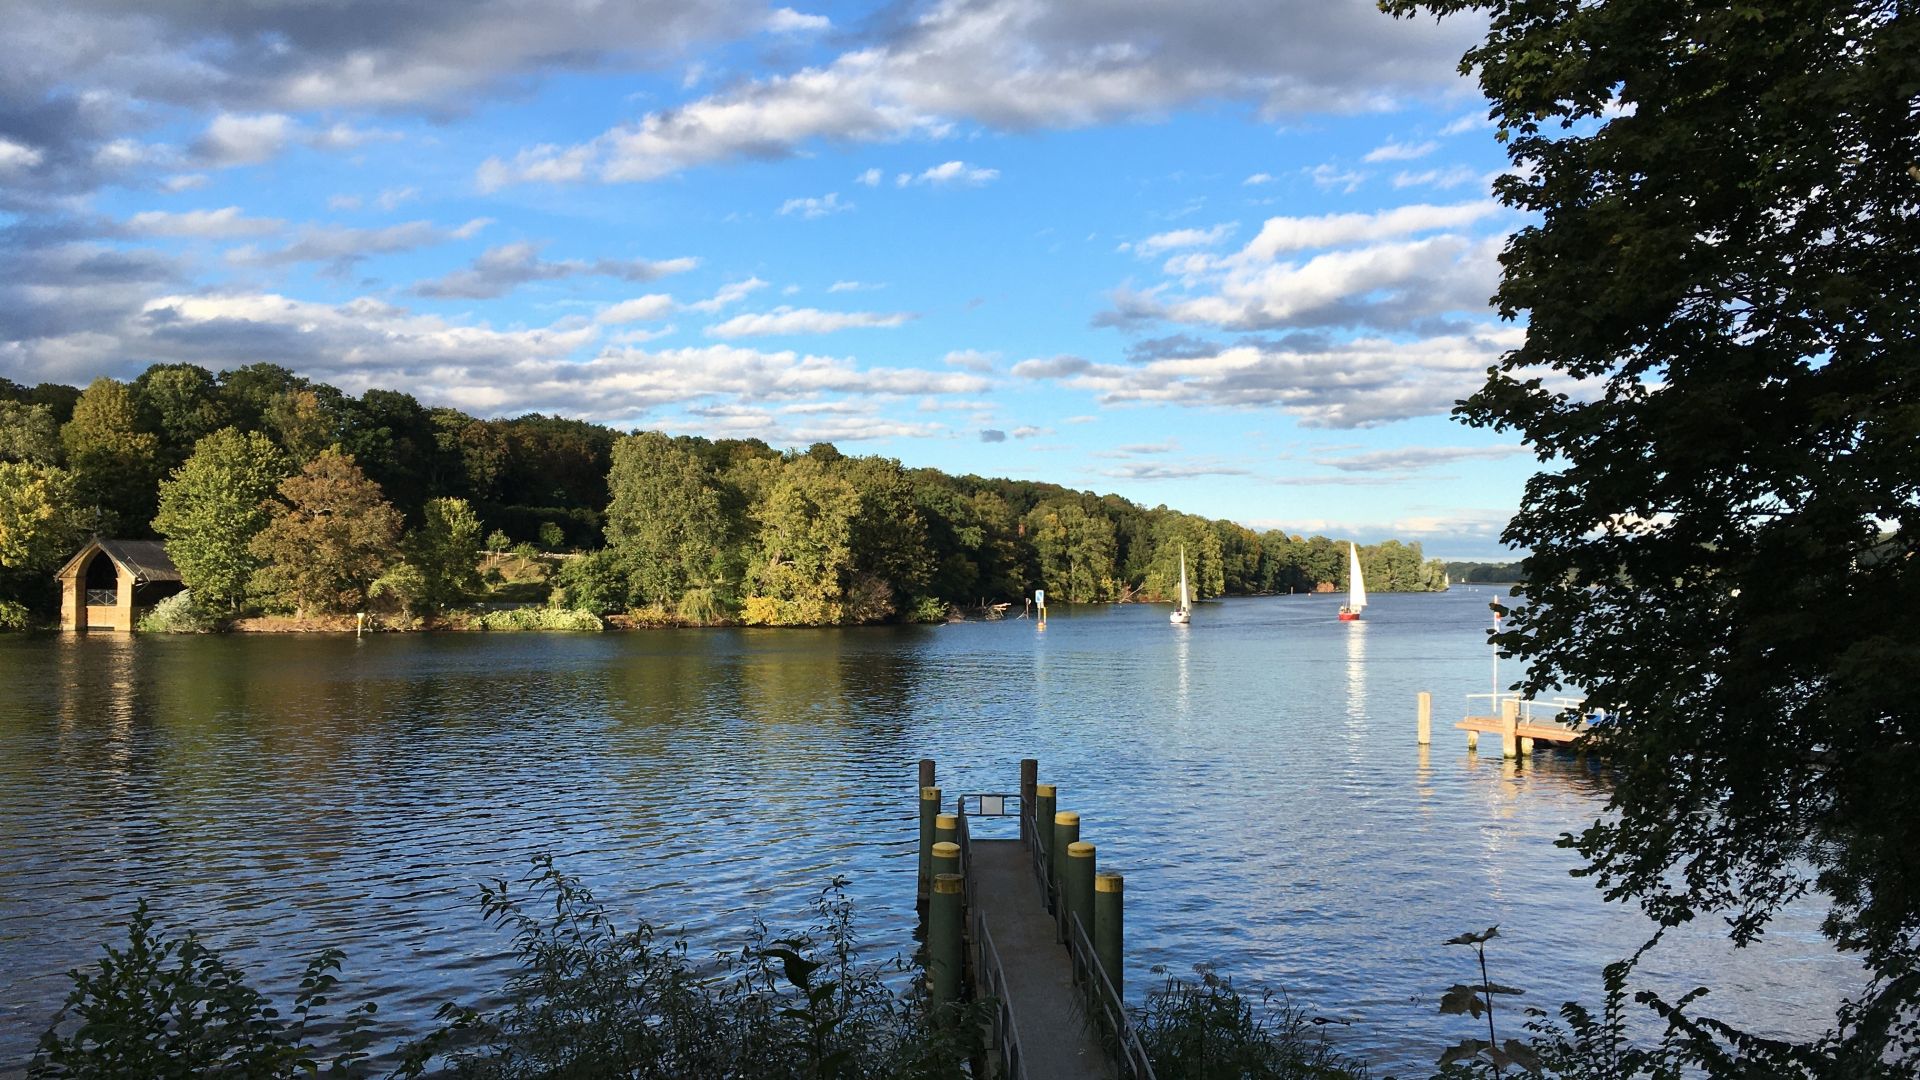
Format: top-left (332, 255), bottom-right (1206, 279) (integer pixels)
top-left (0, 591), bottom-right (1858, 1073)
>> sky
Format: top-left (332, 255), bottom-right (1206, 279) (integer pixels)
top-left (0, 0), bottom-right (1537, 560)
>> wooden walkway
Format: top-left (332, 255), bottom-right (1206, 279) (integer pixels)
top-left (1456, 714), bottom-right (1585, 744)
top-left (968, 838), bottom-right (1111, 1080)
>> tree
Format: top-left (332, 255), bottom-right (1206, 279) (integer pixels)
top-left (843, 455), bottom-right (933, 617)
top-left (742, 456), bottom-right (860, 625)
top-left (405, 497), bottom-right (485, 611)
top-left (0, 462), bottom-right (83, 571)
top-left (1386, 0), bottom-right (1918, 1066)
top-left (605, 432), bottom-right (728, 608)
top-left (152, 429), bottom-right (290, 613)
top-left (133, 363), bottom-right (229, 466)
top-left (60, 378), bottom-right (162, 534)
top-left (248, 450), bottom-right (402, 616)
top-left (0, 401), bottom-right (62, 465)
top-left (1026, 499), bottom-right (1117, 603)
top-left (1142, 514), bottom-right (1225, 601)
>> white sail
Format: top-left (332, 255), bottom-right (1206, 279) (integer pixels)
top-left (1177, 546), bottom-right (1191, 613)
top-left (1347, 541), bottom-right (1368, 611)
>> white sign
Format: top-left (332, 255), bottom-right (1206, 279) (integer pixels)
top-left (1035, 589), bottom-right (1045, 606)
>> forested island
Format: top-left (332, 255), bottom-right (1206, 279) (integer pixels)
top-left (1, 363), bottom-right (1448, 631)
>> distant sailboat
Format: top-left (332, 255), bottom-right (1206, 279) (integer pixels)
top-left (1169, 545), bottom-right (1192, 625)
top-left (1338, 541), bottom-right (1367, 622)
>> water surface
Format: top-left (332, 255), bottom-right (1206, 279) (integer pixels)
top-left (0, 592), bottom-right (1857, 1072)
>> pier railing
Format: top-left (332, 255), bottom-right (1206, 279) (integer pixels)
top-left (1466, 691), bottom-right (1590, 726)
top-left (956, 802), bottom-right (1030, 1080)
top-left (1022, 803), bottom-right (1156, 1080)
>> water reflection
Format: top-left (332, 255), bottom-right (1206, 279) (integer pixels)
top-left (0, 594), bottom-right (1854, 1075)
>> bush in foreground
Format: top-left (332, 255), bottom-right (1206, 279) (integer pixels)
top-left (1133, 966), bottom-right (1370, 1080)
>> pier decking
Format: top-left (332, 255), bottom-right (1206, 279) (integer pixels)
top-left (969, 838), bottom-right (1111, 1080)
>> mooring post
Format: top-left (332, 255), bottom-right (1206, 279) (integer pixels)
top-left (932, 840), bottom-right (960, 882)
top-left (1019, 758), bottom-right (1038, 845)
top-left (1066, 841), bottom-right (1096, 953)
top-left (935, 812), bottom-right (958, 852)
top-left (1052, 811), bottom-right (1080, 908)
top-left (1467, 728), bottom-right (1480, 752)
top-left (919, 758), bottom-right (936, 791)
top-left (1417, 691), bottom-right (1432, 746)
top-left (1501, 698), bottom-right (1520, 759)
top-left (1520, 736), bottom-right (1536, 756)
top-left (1095, 871), bottom-right (1124, 999)
top-left (919, 785), bottom-right (941, 903)
top-left (928, 872), bottom-right (964, 1014)
top-left (1034, 783), bottom-right (1056, 861)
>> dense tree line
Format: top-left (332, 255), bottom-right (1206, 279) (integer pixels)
top-left (2, 364), bottom-right (1448, 627)
top-left (1443, 560), bottom-right (1526, 584)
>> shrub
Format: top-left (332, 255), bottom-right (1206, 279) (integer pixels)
top-left (908, 595), bottom-right (950, 623)
top-left (674, 586), bottom-right (725, 626)
top-left (0, 599), bottom-right (34, 631)
top-left (509, 541), bottom-right (540, 562)
top-left (136, 590), bottom-right (218, 633)
top-left (548, 549), bottom-right (628, 613)
top-left (485, 529), bottom-right (510, 552)
top-left (1134, 966), bottom-right (1370, 1080)
top-left (536, 521), bottom-right (565, 550)
top-left (474, 606), bottom-right (603, 631)
top-left (30, 901), bottom-right (376, 1079)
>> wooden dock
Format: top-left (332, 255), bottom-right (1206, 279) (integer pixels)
top-left (1450, 692), bottom-right (1592, 756)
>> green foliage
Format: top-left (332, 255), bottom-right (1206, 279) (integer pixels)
top-left (1026, 498), bottom-right (1118, 603)
top-left (742, 457), bottom-right (861, 625)
top-left (0, 599), bottom-right (35, 630)
top-left (60, 378), bottom-right (163, 534)
top-left (606, 432), bottom-right (729, 608)
top-left (0, 400), bottom-right (63, 465)
top-left (485, 529), bottom-right (511, 552)
top-left (1133, 967), bottom-right (1370, 1080)
top-left (1433, 927), bottom-right (1538, 1077)
top-left (408, 857), bottom-right (976, 1080)
top-left (405, 497), bottom-right (485, 611)
top-left (536, 521), bottom-right (564, 550)
top-left (136, 590), bottom-right (218, 633)
top-left (248, 450), bottom-right (403, 616)
top-left (133, 364), bottom-right (231, 465)
top-left (153, 428), bottom-right (291, 612)
top-left (0, 461), bottom-right (84, 571)
top-left (907, 595), bottom-right (950, 623)
top-left (1384, 0), bottom-right (1920, 1065)
top-left (29, 901), bottom-right (376, 1079)
top-left (473, 606), bottom-right (604, 631)
top-left (1143, 515), bottom-right (1226, 601)
top-left (548, 549), bottom-right (630, 613)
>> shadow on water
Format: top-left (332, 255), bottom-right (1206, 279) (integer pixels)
top-left (0, 593), bottom-right (1855, 1073)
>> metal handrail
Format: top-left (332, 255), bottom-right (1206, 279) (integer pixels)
top-left (1067, 911), bottom-right (1156, 1080)
top-left (973, 908), bottom-right (1028, 1080)
top-left (1465, 692), bottom-right (1591, 727)
top-left (85, 589), bottom-right (117, 607)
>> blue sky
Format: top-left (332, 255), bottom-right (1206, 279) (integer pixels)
top-left (0, 0), bottom-right (1536, 558)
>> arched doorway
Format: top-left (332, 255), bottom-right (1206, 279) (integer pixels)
top-left (83, 550), bottom-right (119, 610)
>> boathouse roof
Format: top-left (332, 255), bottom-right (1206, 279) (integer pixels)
top-left (54, 538), bottom-right (182, 584)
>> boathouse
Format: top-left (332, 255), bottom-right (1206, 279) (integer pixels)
top-left (53, 538), bottom-right (184, 632)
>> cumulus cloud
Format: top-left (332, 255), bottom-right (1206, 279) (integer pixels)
top-left (767, 7), bottom-right (830, 32)
top-left (1362, 138), bottom-right (1437, 163)
top-left (192, 113), bottom-right (296, 166)
top-left (1135, 223), bottom-right (1235, 256)
top-left (943, 349), bottom-right (997, 372)
top-left (854, 167), bottom-right (883, 186)
top-left (1241, 201), bottom-right (1500, 257)
top-left (706, 306), bottom-right (914, 337)
top-left (596, 294), bottom-right (677, 324)
top-left (779, 191), bottom-right (853, 218)
top-left (1243, 172), bottom-right (1274, 186)
top-left (478, 0), bottom-right (1480, 186)
top-left (897, 160), bottom-right (998, 187)
top-left (828, 279), bottom-right (883, 293)
top-left (1306, 163), bottom-right (1367, 193)
top-left (413, 242), bottom-right (697, 299)
top-left (0, 138), bottom-right (48, 172)
top-left (124, 206), bottom-right (285, 239)
top-left (686, 277), bottom-right (768, 312)
top-left (231, 218), bottom-right (492, 275)
top-left (1014, 329), bottom-right (1525, 428)
top-left (1100, 459), bottom-right (1251, 480)
top-left (1392, 166), bottom-right (1479, 189)
top-left (980, 428), bottom-right (1008, 443)
top-left (1310, 444), bottom-right (1529, 473)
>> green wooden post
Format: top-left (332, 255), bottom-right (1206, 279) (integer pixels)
top-left (928, 873), bottom-right (964, 1015)
top-left (935, 812), bottom-right (958, 851)
top-left (919, 785), bottom-right (941, 901)
top-left (1019, 759), bottom-right (1038, 845)
top-left (1066, 840), bottom-right (1096, 949)
top-left (1052, 811), bottom-right (1080, 899)
top-left (1034, 784), bottom-right (1056, 855)
top-left (932, 840), bottom-right (960, 882)
top-left (1095, 872), bottom-right (1125, 999)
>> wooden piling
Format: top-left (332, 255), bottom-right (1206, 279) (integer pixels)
top-left (1417, 691), bottom-right (1432, 746)
top-left (1095, 872), bottom-right (1124, 999)
top-left (1501, 698), bottom-right (1520, 759)
top-left (1019, 759), bottom-right (1038, 845)
top-left (928, 873), bottom-right (964, 1013)
top-left (935, 812), bottom-right (958, 852)
top-left (1034, 784), bottom-right (1056, 857)
top-left (932, 840), bottom-right (960, 882)
top-left (1066, 841), bottom-right (1096, 949)
top-left (919, 758), bottom-right (935, 791)
top-left (918, 786), bottom-right (941, 902)
top-left (1051, 811), bottom-right (1080, 902)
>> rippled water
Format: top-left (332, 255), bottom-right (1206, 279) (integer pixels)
top-left (0, 592), bottom-right (1859, 1073)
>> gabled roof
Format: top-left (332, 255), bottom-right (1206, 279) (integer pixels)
top-left (54, 538), bottom-right (183, 584)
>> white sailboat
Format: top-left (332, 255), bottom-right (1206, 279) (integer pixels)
top-left (1169, 545), bottom-right (1192, 624)
top-left (1338, 541), bottom-right (1367, 621)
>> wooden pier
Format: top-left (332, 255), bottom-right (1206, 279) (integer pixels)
top-left (1443, 692), bottom-right (1592, 757)
top-left (918, 759), bottom-right (1153, 1080)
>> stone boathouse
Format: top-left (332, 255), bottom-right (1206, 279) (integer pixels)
top-left (54, 538), bottom-right (185, 632)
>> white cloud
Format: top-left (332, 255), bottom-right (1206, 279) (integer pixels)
top-left (898, 160), bottom-right (998, 187)
top-left (125, 206), bottom-right (285, 239)
top-left (767, 7), bottom-right (830, 32)
top-left (375, 186), bottom-right (419, 210)
top-left (1306, 163), bottom-right (1367, 193)
top-left (1135, 223), bottom-right (1235, 255)
top-left (1242, 201), bottom-right (1500, 257)
top-left (327, 194), bottom-right (363, 211)
top-left (597, 294), bottom-right (677, 324)
top-left (1243, 172), bottom-right (1274, 186)
top-left (160, 174), bottom-right (209, 193)
top-left (0, 138), bottom-right (46, 173)
top-left (194, 113), bottom-right (296, 166)
top-left (1392, 166), bottom-right (1479, 190)
top-left (1440, 112), bottom-right (1490, 136)
top-left (854, 167), bottom-right (883, 186)
top-left (828, 279), bottom-right (883, 293)
top-left (706, 306), bottom-right (914, 337)
top-left (779, 191), bottom-right (853, 218)
top-left (1310, 445), bottom-right (1528, 473)
top-left (943, 349), bottom-right (997, 372)
top-left (1363, 138), bottom-right (1438, 163)
top-left (413, 242), bottom-right (696, 298)
top-left (477, 0), bottom-right (1479, 186)
top-left (232, 218), bottom-right (494, 272)
top-left (686, 276), bottom-right (769, 312)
